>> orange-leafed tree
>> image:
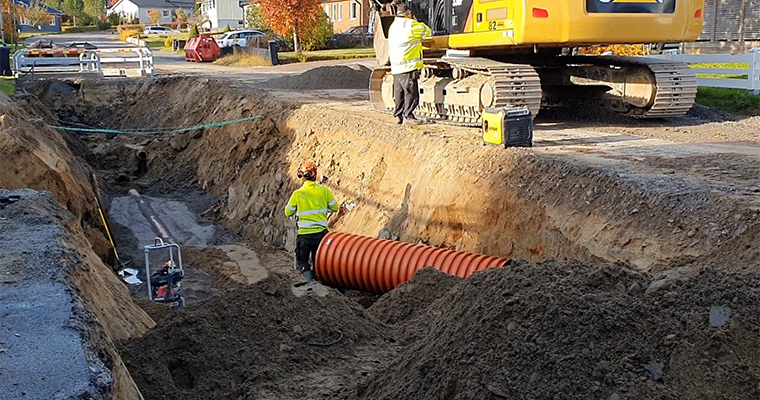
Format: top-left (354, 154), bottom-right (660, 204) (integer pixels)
top-left (148, 8), bottom-right (160, 25)
top-left (257, 0), bottom-right (321, 54)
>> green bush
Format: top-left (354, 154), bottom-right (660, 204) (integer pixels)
top-left (107, 13), bottom-right (121, 26)
top-left (96, 20), bottom-right (111, 30)
top-left (190, 24), bottom-right (199, 36)
top-left (301, 11), bottom-right (333, 51)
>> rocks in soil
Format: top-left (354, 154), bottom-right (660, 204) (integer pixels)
top-left (368, 267), bottom-right (462, 325)
top-left (261, 64), bottom-right (372, 90)
top-left (358, 261), bottom-right (760, 400)
top-left (120, 273), bottom-right (390, 400)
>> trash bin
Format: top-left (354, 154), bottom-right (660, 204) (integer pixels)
top-left (0, 47), bottom-right (11, 77)
top-left (268, 40), bottom-right (279, 66)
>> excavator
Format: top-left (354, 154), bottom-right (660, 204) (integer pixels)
top-left (370, 0), bottom-right (705, 126)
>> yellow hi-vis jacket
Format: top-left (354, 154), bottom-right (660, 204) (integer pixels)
top-left (388, 17), bottom-right (432, 75)
top-left (284, 181), bottom-right (339, 235)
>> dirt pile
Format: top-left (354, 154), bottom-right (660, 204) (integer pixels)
top-left (360, 261), bottom-right (760, 400)
top-left (261, 64), bottom-right (372, 90)
top-left (121, 273), bottom-right (393, 400)
top-left (369, 267), bottom-right (462, 326)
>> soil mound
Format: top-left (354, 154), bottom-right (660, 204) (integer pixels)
top-left (369, 267), bottom-right (462, 325)
top-left (121, 273), bottom-right (391, 400)
top-left (262, 64), bottom-right (371, 90)
top-left (360, 261), bottom-right (760, 400)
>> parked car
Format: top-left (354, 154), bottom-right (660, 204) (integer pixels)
top-left (143, 26), bottom-right (178, 35)
top-left (215, 30), bottom-right (265, 48)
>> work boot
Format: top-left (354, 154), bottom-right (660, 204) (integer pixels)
top-left (302, 269), bottom-right (315, 283)
top-left (403, 118), bottom-right (422, 126)
top-left (396, 117), bottom-right (403, 125)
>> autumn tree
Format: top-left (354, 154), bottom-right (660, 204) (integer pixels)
top-left (148, 8), bottom-right (160, 25)
top-left (25, 0), bottom-right (51, 27)
top-left (175, 7), bottom-right (186, 29)
top-left (1, 0), bottom-right (21, 44)
top-left (60, 0), bottom-right (83, 25)
top-left (244, 4), bottom-right (267, 30)
top-left (257, 0), bottom-right (321, 54)
top-left (82, 0), bottom-right (103, 23)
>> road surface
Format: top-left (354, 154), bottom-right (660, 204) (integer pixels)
top-left (22, 31), bottom-right (374, 82)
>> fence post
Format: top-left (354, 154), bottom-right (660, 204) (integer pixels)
top-left (751, 48), bottom-right (759, 95)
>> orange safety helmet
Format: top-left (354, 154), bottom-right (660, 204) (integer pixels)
top-left (297, 161), bottom-right (317, 180)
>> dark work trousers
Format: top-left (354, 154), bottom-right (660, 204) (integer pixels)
top-left (295, 230), bottom-right (327, 273)
top-left (393, 70), bottom-right (421, 120)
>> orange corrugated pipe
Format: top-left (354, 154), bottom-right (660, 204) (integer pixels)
top-left (314, 231), bottom-right (509, 293)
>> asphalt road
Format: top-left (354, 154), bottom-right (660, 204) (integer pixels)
top-left (22, 31), bottom-right (374, 82)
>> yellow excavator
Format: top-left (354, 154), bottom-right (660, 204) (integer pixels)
top-left (370, 0), bottom-right (705, 125)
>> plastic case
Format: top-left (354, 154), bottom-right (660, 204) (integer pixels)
top-left (482, 107), bottom-right (533, 148)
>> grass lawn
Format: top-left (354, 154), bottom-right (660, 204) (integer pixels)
top-left (213, 53), bottom-right (272, 67)
top-left (696, 87), bottom-right (760, 116)
top-left (0, 77), bottom-right (16, 96)
top-left (278, 47), bottom-right (375, 64)
top-left (691, 62), bottom-right (749, 79)
top-left (142, 33), bottom-right (191, 49)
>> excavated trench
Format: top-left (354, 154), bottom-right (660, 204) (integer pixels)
top-left (2, 75), bottom-right (760, 399)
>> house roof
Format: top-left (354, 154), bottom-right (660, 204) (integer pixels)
top-left (109, 0), bottom-right (194, 10)
top-left (13, 0), bottom-right (64, 15)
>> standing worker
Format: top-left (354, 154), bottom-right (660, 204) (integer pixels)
top-left (284, 161), bottom-right (339, 283)
top-left (388, 3), bottom-right (432, 126)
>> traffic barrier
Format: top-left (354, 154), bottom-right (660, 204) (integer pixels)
top-left (654, 48), bottom-right (760, 95)
top-left (314, 231), bottom-right (510, 294)
top-left (12, 47), bottom-right (156, 80)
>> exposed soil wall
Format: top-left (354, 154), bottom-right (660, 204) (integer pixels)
top-left (28, 78), bottom-right (756, 273)
top-left (0, 93), bottom-right (154, 399)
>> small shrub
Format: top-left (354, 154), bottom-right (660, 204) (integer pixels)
top-left (96, 20), bottom-right (111, 30)
top-left (190, 24), bottom-right (199, 36)
top-left (117, 24), bottom-right (144, 33)
top-left (107, 13), bottom-right (120, 26)
top-left (120, 28), bottom-right (139, 41)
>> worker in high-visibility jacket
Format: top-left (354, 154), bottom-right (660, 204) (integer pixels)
top-left (388, 3), bottom-right (432, 126)
top-left (284, 161), bottom-right (339, 282)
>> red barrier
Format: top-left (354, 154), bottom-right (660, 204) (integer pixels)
top-left (314, 231), bottom-right (509, 293)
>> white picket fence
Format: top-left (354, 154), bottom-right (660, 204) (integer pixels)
top-left (657, 48), bottom-right (760, 94)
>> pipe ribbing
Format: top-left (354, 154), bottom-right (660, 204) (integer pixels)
top-left (314, 231), bottom-right (509, 293)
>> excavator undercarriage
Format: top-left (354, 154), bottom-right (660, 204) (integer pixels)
top-left (370, 56), bottom-right (698, 126)
top-left (369, 0), bottom-right (704, 126)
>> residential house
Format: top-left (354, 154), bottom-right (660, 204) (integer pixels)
top-left (199, 0), bottom-right (244, 30)
top-left (322, 0), bottom-right (370, 33)
top-left (108, 0), bottom-right (194, 25)
top-left (13, 0), bottom-right (64, 33)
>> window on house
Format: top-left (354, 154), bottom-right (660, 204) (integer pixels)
top-left (162, 10), bottom-right (170, 17)
top-left (350, 2), bottom-right (357, 20)
top-left (332, 4), bottom-right (337, 21)
top-left (50, 16), bottom-right (56, 26)
top-left (337, 3), bottom-right (343, 21)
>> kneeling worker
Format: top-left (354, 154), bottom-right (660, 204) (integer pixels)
top-left (284, 161), bottom-right (339, 282)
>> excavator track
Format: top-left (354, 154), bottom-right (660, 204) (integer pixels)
top-left (370, 57), bottom-right (542, 127)
top-left (559, 56), bottom-right (698, 118)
